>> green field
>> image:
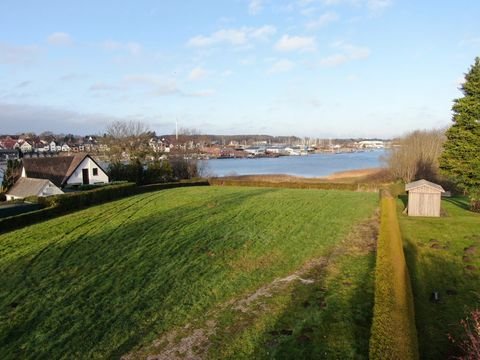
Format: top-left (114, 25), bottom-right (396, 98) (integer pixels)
top-left (399, 196), bottom-right (480, 359)
top-left (0, 186), bottom-right (378, 359)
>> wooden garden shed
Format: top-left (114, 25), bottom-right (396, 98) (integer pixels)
top-left (405, 179), bottom-right (445, 217)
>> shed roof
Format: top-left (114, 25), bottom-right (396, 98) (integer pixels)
top-left (22, 154), bottom-right (89, 187)
top-left (405, 179), bottom-right (445, 192)
top-left (6, 178), bottom-right (58, 198)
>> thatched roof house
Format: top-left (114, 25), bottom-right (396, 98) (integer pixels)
top-left (21, 154), bottom-right (109, 187)
top-left (405, 179), bottom-right (445, 217)
top-left (6, 178), bottom-right (63, 200)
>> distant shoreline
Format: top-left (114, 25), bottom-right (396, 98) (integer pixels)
top-left (215, 167), bottom-right (387, 183)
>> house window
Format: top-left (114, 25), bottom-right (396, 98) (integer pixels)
top-left (93, 168), bottom-right (98, 176)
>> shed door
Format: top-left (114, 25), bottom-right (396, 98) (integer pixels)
top-left (82, 169), bottom-right (89, 185)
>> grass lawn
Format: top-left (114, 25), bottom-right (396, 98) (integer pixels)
top-left (0, 186), bottom-right (378, 359)
top-left (398, 196), bottom-right (480, 359)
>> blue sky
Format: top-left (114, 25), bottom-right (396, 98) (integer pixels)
top-left (0, 0), bottom-right (479, 138)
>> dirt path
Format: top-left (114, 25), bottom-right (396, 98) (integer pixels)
top-left (122, 214), bottom-right (379, 360)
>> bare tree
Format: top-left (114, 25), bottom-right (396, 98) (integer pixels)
top-left (105, 120), bottom-right (152, 160)
top-left (385, 129), bottom-right (446, 183)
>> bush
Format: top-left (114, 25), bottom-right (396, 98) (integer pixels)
top-left (109, 159), bottom-right (177, 185)
top-left (170, 158), bottom-right (199, 180)
top-left (108, 160), bottom-right (144, 184)
top-left (143, 160), bottom-right (173, 184)
top-left (0, 183), bottom-right (137, 234)
top-left (369, 190), bottom-right (419, 359)
top-left (450, 309), bottom-right (480, 360)
top-left (0, 180), bottom-right (210, 234)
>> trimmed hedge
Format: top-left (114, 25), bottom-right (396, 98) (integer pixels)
top-left (0, 203), bottom-right (44, 219)
top-left (0, 180), bottom-right (209, 234)
top-left (208, 178), bottom-right (380, 191)
top-left (369, 190), bottom-right (419, 359)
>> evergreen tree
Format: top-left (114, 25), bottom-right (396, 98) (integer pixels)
top-left (439, 57), bottom-right (480, 210)
top-left (1, 159), bottom-right (21, 191)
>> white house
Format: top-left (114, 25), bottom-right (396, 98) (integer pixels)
top-left (6, 178), bottom-right (64, 200)
top-left (21, 154), bottom-right (109, 187)
top-left (49, 141), bottom-right (57, 152)
top-left (61, 144), bottom-right (71, 152)
top-left (20, 141), bottom-right (33, 152)
top-left (64, 155), bottom-right (109, 186)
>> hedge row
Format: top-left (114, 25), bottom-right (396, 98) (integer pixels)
top-left (208, 178), bottom-right (380, 191)
top-left (0, 203), bottom-right (44, 219)
top-left (369, 190), bottom-right (419, 359)
top-left (0, 180), bottom-right (209, 234)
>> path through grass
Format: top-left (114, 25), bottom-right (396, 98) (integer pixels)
top-left (0, 186), bottom-right (378, 359)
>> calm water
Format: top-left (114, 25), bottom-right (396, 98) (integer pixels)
top-left (200, 150), bottom-right (386, 178)
top-left (0, 151), bottom-right (386, 184)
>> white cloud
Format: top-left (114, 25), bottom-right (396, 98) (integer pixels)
top-left (187, 26), bottom-right (276, 48)
top-left (188, 29), bottom-right (247, 47)
top-left (47, 32), bottom-right (73, 46)
top-left (319, 54), bottom-right (349, 66)
top-left (89, 82), bottom-right (124, 91)
top-left (306, 11), bottom-right (339, 29)
top-left (89, 74), bottom-right (179, 95)
top-left (337, 42), bottom-right (370, 58)
top-left (250, 25), bottom-right (277, 40)
top-left (248, 0), bottom-right (263, 15)
top-left (239, 56), bottom-right (257, 65)
top-left (268, 59), bottom-right (295, 73)
top-left (102, 40), bottom-right (142, 55)
top-left (367, 0), bottom-right (392, 11)
top-left (0, 42), bottom-right (40, 65)
top-left (320, 42), bottom-right (370, 66)
top-left (188, 67), bottom-right (208, 81)
top-left (274, 35), bottom-right (316, 52)
top-left (184, 89), bottom-right (215, 97)
top-left (319, 0), bottom-right (393, 12)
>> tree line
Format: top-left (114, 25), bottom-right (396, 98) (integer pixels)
top-left (385, 57), bottom-right (480, 211)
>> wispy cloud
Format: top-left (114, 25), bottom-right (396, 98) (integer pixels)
top-left (47, 32), bottom-right (73, 46)
top-left (88, 74), bottom-right (216, 98)
top-left (184, 89), bottom-right (215, 97)
top-left (59, 73), bottom-right (85, 81)
top-left (320, 42), bottom-right (370, 66)
top-left (268, 59), bottom-right (295, 73)
top-left (102, 40), bottom-right (142, 55)
top-left (0, 42), bottom-right (40, 65)
top-left (15, 81), bottom-right (32, 88)
top-left (188, 67), bottom-right (208, 81)
top-left (187, 26), bottom-right (276, 48)
top-left (275, 35), bottom-right (316, 52)
top-left (248, 0), bottom-right (264, 15)
top-left (305, 11), bottom-right (339, 29)
top-left (89, 82), bottom-right (124, 91)
top-left (367, 0), bottom-right (393, 12)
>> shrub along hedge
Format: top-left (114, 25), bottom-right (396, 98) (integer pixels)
top-left (0, 180), bottom-right (209, 234)
top-left (369, 189), bottom-right (419, 359)
top-left (208, 178), bottom-right (380, 191)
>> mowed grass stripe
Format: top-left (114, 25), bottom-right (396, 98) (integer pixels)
top-left (0, 186), bottom-right (377, 359)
